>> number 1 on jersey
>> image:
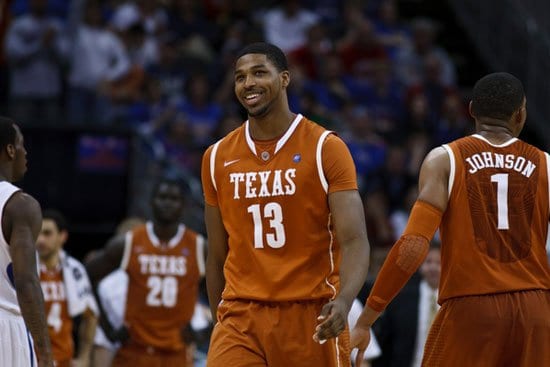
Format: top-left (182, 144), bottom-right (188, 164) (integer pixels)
top-left (247, 202), bottom-right (286, 248)
top-left (491, 173), bottom-right (509, 230)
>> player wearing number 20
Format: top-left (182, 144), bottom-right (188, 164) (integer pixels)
top-left (86, 178), bottom-right (206, 367)
top-left (351, 72), bottom-right (550, 367)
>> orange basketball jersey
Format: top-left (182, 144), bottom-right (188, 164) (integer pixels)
top-left (439, 134), bottom-right (550, 302)
top-left (121, 222), bottom-right (205, 351)
top-left (40, 266), bottom-right (73, 363)
top-left (202, 114), bottom-right (358, 302)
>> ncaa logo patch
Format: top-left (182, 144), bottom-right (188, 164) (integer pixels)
top-left (293, 154), bottom-right (301, 163)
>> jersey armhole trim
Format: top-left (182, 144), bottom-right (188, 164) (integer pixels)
top-left (196, 235), bottom-right (206, 277)
top-left (120, 231), bottom-right (133, 270)
top-left (442, 144), bottom-right (455, 199)
top-left (545, 152), bottom-right (550, 214)
top-left (210, 141), bottom-right (221, 191)
top-left (0, 187), bottom-right (21, 247)
top-left (316, 131), bottom-right (332, 193)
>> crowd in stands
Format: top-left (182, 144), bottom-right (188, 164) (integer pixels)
top-left (0, 0), bottom-right (473, 277)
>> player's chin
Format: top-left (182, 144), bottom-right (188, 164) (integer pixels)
top-left (246, 105), bottom-right (269, 118)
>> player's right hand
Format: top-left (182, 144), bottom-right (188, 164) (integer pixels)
top-left (105, 325), bottom-right (130, 344)
top-left (350, 325), bottom-right (371, 367)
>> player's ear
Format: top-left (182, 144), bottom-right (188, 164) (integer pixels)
top-left (281, 71), bottom-right (290, 88)
top-left (5, 143), bottom-right (15, 160)
top-left (467, 101), bottom-right (475, 119)
top-left (60, 230), bottom-right (68, 246)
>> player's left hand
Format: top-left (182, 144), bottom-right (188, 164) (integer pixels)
top-left (350, 324), bottom-right (371, 367)
top-left (313, 297), bottom-right (350, 343)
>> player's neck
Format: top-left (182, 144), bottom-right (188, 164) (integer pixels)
top-left (476, 121), bottom-right (516, 144)
top-left (152, 222), bottom-right (179, 244)
top-left (41, 253), bottom-right (60, 271)
top-left (0, 168), bottom-right (11, 183)
top-left (248, 110), bottom-right (296, 141)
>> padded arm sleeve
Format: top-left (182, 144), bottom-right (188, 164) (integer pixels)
top-left (366, 201), bottom-right (442, 312)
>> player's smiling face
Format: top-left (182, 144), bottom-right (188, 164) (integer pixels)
top-left (234, 53), bottom-right (288, 118)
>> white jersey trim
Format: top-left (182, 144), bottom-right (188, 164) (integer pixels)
top-left (120, 231), bottom-right (133, 270)
top-left (324, 214), bottom-right (337, 300)
top-left (545, 152), bottom-right (550, 251)
top-left (335, 336), bottom-right (341, 367)
top-left (244, 114), bottom-right (303, 157)
top-left (472, 134), bottom-right (518, 147)
top-left (545, 153), bottom-right (550, 215)
top-left (210, 141), bottom-right (221, 191)
top-left (274, 114), bottom-right (303, 154)
top-left (0, 183), bottom-right (20, 247)
top-left (316, 131), bottom-right (332, 193)
top-left (196, 234), bottom-right (206, 277)
top-left (442, 144), bottom-right (455, 199)
top-left (244, 120), bottom-right (256, 155)
top-left (146, 221), bottom-right (185, 249)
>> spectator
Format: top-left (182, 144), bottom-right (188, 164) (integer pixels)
top-left (262, 0), bottom-right (319, 53)
top-left (5, 0), bottom-right (68, 125)
top-left (337, 15), bottom-right (388, 74)
top-left (177, 73), bottom-right (222, 148)
top-left (288, 23), bottom-right (333, 79)
top-left (394, 17), bottom-right (456, 87)
top-left (67, 0), bottom-right (130, 125)
top-left (371, 0), bottom-right (411, 60)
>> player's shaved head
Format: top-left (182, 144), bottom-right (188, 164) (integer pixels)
top-left (471, 72), bottom-right (525, 121)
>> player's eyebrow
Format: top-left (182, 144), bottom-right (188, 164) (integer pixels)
top-left (234, 64), bottom-right (268, 75)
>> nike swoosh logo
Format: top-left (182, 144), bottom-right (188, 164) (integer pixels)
top-left (224, 159), bottom-right (240, 167)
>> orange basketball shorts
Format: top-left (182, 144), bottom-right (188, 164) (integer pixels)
top-left (422, 289), bottom-right (550, 367)
top-left (111, 340), bottom-right (188, 367)
top-left (206, 299), bottom-right (350, 367)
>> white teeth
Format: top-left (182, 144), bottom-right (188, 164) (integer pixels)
top-left (245, 94), bottom-right (259, 100)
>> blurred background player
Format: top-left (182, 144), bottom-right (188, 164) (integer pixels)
top-left (90, 216), bottom-right (143, 367)
top-left (86, 178), bottom-right (206, 367)
top-left (37, 208), bottom-right (99, 367)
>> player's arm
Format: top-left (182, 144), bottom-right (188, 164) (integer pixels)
top-left (314, 135), bottom-right (371, 341)
top-left (6, 192), bottom-right (53, 365)
top-left (351, 147), bottom-right (449, 362)
top-left (73, 308), bottom-right (98, 367)
top-left (314, 189), bottom-right (371, 343)
top-left (85, 234), bottom-right (127, 343)
top-left (204, 204), bottom-right (228, 319)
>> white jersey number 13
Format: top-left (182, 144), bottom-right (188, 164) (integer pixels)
top-left (247, 202), bottom-right (286, 248)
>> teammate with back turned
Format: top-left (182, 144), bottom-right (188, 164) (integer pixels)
top-left (351, 72), bottom-right (550, 367)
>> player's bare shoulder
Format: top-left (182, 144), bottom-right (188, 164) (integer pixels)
top-left (2, 191), bottom-right (42, 240)
top-left (421, 146), bottom-right (451, 176)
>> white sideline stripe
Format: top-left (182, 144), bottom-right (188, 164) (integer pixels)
top-left (442, 144), bottom-right (455, 199)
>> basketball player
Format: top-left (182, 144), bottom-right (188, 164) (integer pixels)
top-left (0, 116), bottom-right (53, 366)
top-left (351, 72), bottom-right (550, 367)
top-left (201, 42), bottom-right (371, 366)
top-left (86, 178), bottom-right (206, 367)
top-left (37, 209), bottom-right (98, 367)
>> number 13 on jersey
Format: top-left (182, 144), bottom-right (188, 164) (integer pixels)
top-left (247, 202), bottom-right (286, 248)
